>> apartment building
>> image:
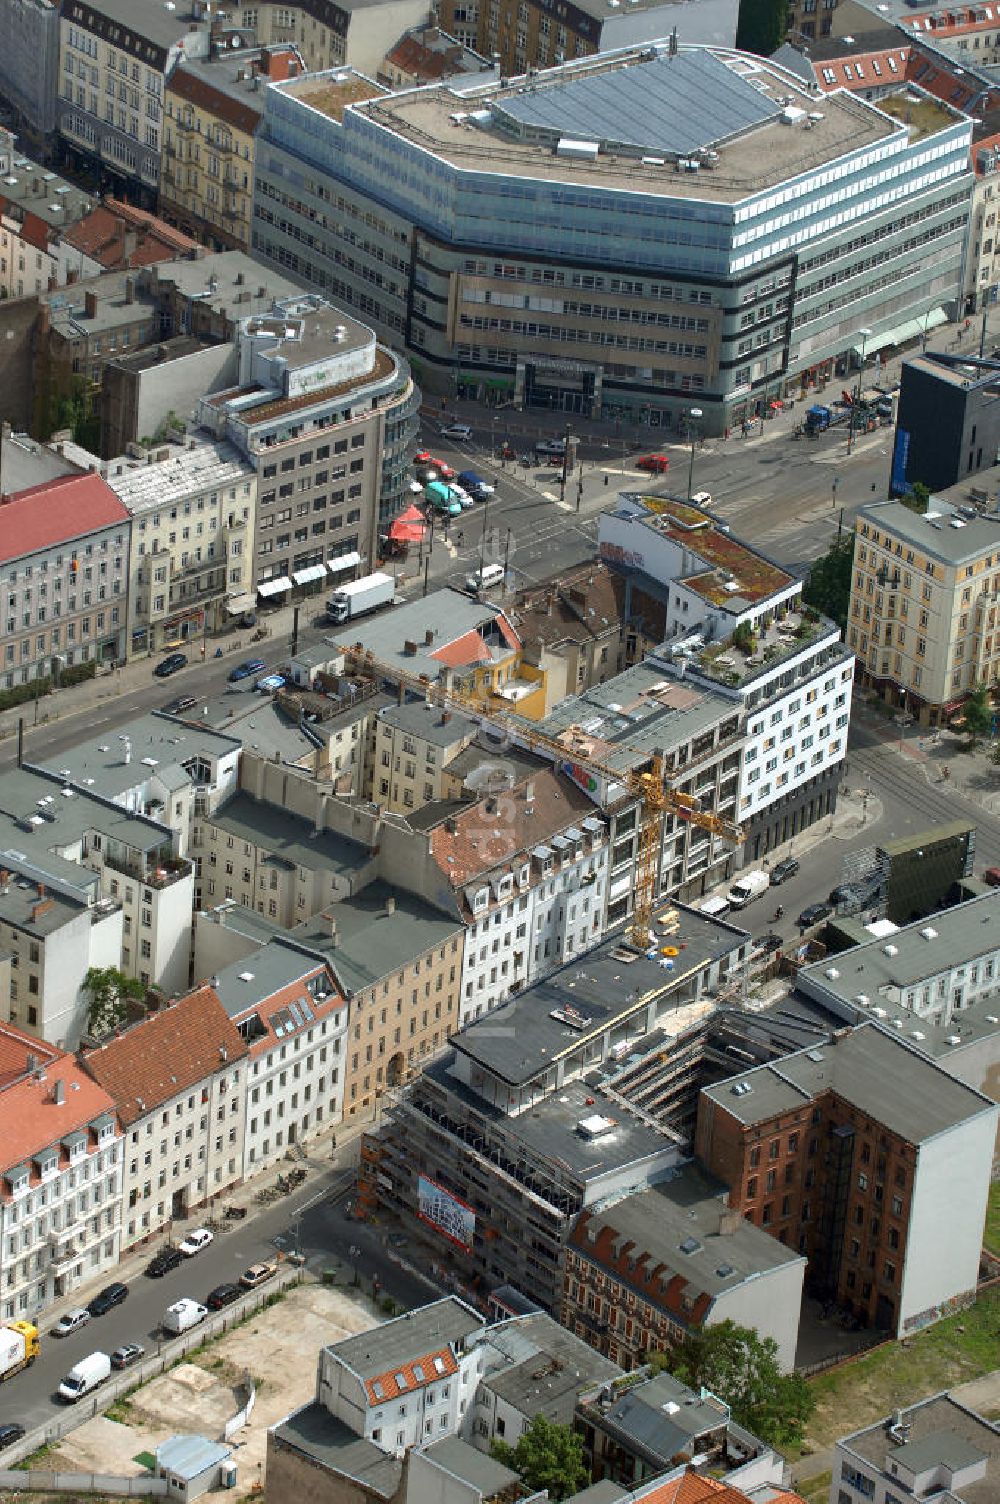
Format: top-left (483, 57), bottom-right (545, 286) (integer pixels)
top-left (509, 564), bottom-right (629, 712)
top-left (361, 905), bottom-right (750, 1312)
top-left (0, 470), bottom-right (130, 692)
top-left (253, 47), bottom-right (971, 432)
top-left (833, 1392), bottom-right (1000, 1504)
top-left (965, 128), bottom-right (1000, 313)
top-left (0, 0), bottom-right (62, 159)
top-left (0, 131), bottom-right (96, 300)
top-left (195, 292), bottom-right (419, 586)
top-left (221, 0), bottom-right (430, 80)
top-left (600, 496), bottom-right (853, 859)
top-left (209, 940), bottom-right (347, 1173)
top-left (850, 492), bottom-right (1000, 722)
top-left (373, 702), bottom-right (479, 814)
top-left (695, 1023), bottom-right (998, 1335)
top-left (562, 1162), bottom-right (805, 1373)
top-left (380, 26), bottom-right (495, 88)
top-left (162, 46), bottom-right (305, 253)
top-left (80, 984), bottom-right (248, 1247)
top-left (0, 1024), bottom-right (121, 1319)
top-left (57, 0), bottom-right (214, 205)
top-left (420, 769), bottom-right (610, 1025)
top-left (104, 436), bottom-right (257, 655)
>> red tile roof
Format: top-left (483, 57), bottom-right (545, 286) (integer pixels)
top-left (636, 1473), bottom-right (806, 1504)
top-left (80, 986), bottom-right (248, 1127)
top-left (813, 46), bottom-right (910, 93)
top-left (168, 63), bottom-right (264, 136)
top-left (62, 199), bottom-right (199, 270)
top-left (0, 1051), bottom-right (117, 1183)
top-left (386, 33), bottom-right (467, 81)
top-left (0, 1022), bottom-right (60, 1092)
top-left (364, 1346), bottom-right (458, 1405)
top-left (430, 630), bottom-right (494, 669)
top-left (429, 766), bottom-right (598, 889)
top-left (224, 967), bottom-right (344, 1060)
top-left (0, 472), bottom-right (131, 565)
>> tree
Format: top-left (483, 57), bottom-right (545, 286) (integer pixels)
top-left (650, 1319), bottom-right (815, 1449)
top-left (490, 1414), bottom-right (589, 1501)
top-left (84, 966), bottom-right (144, 1038)
top-left (962, 682), bottom-right (993, 748)
top-left (736, 0), bottom-right (789, 56)
top-left (802, 533), bottom-right (854, 632)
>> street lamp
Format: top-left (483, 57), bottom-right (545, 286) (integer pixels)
top-left (846, 329), bottom-right (871, 456)
top-left (686, 407), bottom-right (704, 500)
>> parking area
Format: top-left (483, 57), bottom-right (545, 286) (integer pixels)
top-left (42, 1280), bottom-right (378, 1490)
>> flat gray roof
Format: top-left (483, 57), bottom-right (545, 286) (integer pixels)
top-left (148, 251), bottom-right (305, 320)
top-left (702, 1021), bottom-right (995, 1144)
top-left (208, 793), bottom-right (371, 881)
top-left (859, 494), bottom-right (1000, 567)
top-left (445, 735), bottom-right (550, 792)
top-left (419, 1437), bottom-right (520, 1496)
top-left (292, 882), bottom-right (463, 995)
top-left (841, 1392), bottom-right (1000, 1504)
top-left (578, 1160), bottom-right (803, 1298)
top-left (31, 713), bottom-right (240, 802)
top-left (0, 152), bottom-right (94, 229)
top-left (327, 1296), bottom-right (483, 1381)
top-left (0, 765), bottom-right (172, 856)
top-left (197, 689), bottom-right (319, 766)
top-left (0, 431), bottom-right (82, 494)
top-left (212, 937), bottom-right (324, 1017)
top-left (0, 874), bottom-right (87, 938)
top-left (104, 437), bottom-right (254, 515)
top-left (477, 1313), bottom-right (621, 1425)
top-left (77, 0), bottom-right (206, 49)
top-left (47, 271), bottom-right (158, 337)
top-left (273, 1403), bottom-right (402, 1498)
top-left (332, 588), bottom-right (518, 681)
top-left (376, 699), bottom-right (478, 747)
top-left (453, 902), bottom-right (748, 1086)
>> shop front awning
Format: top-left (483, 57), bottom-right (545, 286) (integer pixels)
top-left (328, 552), bottom-right (361, 575)
top-left (852, 308), bottom-right (948, 358)
top-left (257, 576), bottom-right (293, 598)
top-left (226, 593), bottom-right (256, 616)
top-left (292, 564), bottom-right (328, 585)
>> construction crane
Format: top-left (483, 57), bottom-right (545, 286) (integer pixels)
top-left (343, 648), bottom-right (742, 949)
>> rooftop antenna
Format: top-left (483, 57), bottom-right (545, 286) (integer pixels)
top-left (669, 27), bottom-right (678, 58)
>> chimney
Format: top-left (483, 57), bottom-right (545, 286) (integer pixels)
top-left (441, 710), bottom-right (451, 725)
top-left (84, 290), bottom-right (98, 319)
top-left (328, 914), bottom-right (338, 946)
top-left (122, 227), bottom-right (138, 262)
top-left (385, 895), bottom-right (397, 917)
top-left (403, 640), bottom-right (418, 656)
top-left (37, 883), bottom-right (45, 898)
top-left (424, 628), bottom-right (435, 645)
top-left (124, 276), bottom-right (135, 304)
top-left (53, 1078), bottom-right (65, 1106)
top-left (718, 1208), bottom-right (742, 1237)
top-left (25, 1052), bottom-right (36, 1075)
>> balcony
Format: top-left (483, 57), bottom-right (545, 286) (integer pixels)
top-left (102, 849), bottom-right (192, 891)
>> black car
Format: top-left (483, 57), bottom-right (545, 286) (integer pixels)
top-left (0, 1423), bottom-right (25, 1450)
top-left (154, 652), bottom-right (188, 679)
top-left (88, 1281), bottom-right (128, 1317)
top-left (797, 902), bottom-right (833, 928)
top-left (769, 857), bottom-right (800, 886)
top-left (162, 694), bottom-right (197, 716)
top-left (206, 1282), bottom-right (242, 1311)
top-left (145, 1246), bottom-right (183, 1278)
top-left (754, 933), bottom-right (784, 955)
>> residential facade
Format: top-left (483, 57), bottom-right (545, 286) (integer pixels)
top-left (695, 1023), bottom-right (998, 1336)
top-left (0, 0), bottom-right (62, 159)
top-left (0, 470), bottom-right (131, 692)
top-left (104, 435), bottom-right (257, 656)
top-left (850, 490), bottom-right (1000, 722)
top-left (0, 1025), bottom-right (121, 1319)
top-left (0, 130), bottom-right (96, 300)
top-left (372, 701), bottom-right (479, 815)
top-left (252, 47), bottom-right (972, 433)
top-left (80, 985), bottom-right (248, 1248)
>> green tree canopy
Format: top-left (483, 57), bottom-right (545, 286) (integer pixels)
top-left (803, 533), bottom-right (854, 633)
top-left (961, 682), bottom-right (993, 747)
top-left (736, 0), bottom-right (789, 55)
top-left (650, 1319), bottom-right (814, 1448)
top-left (84, 966), bottom-right (144, 1038)
top-left (490, 1414), bottom-right (589, 1502)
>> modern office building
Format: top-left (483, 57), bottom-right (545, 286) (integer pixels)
top-left (892, 354), bottom-right (1000, 497)
top-left (252, 45), bottom-right (972, 433)
top-left (849, 486), bottom-right (1000, 722)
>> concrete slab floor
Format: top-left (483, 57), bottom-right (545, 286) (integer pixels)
top-left (46, 1281), bottom-right (379, 1493)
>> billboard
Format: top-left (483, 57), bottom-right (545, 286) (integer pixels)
top-left (417, 1175), bottom-right (476, 1252)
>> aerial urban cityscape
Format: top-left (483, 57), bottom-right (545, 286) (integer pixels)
top-left (0, 1), bottom-right (997, 1501)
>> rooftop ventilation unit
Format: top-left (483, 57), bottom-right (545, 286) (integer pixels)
top-left (920, 926), bottom-right (938, 940)
top-left (556, 138), bottom-right (599, 160)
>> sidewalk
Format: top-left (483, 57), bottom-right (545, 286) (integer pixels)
top-left (855, 696), bottom-right (1000, 819)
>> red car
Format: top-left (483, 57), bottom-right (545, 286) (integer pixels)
top-left (414, 452), bottom-right (455, 478)
top-left (636, 453), bottom-right (671, 473)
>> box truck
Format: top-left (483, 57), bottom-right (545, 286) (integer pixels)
top-left (58, 1350), bottom-right (112, 1402)
top-left (0, 1322), bottom-right (39, 1383)
top-left (726, 870), bottom-right (770, 909)
top-left (326, 572), bottom-right (395, 625)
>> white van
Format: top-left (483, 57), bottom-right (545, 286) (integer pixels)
top-left (466, 562), bottom-right (505, 594)
top-left (163, 1298), bottom-right (208, 1336)
top-left (59, 1350), bottom-right (112, 1402)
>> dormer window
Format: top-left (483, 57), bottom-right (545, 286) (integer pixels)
top-left (518, 864), bottom-right (530, 887)
top-left (473, 888), bottom-right (489, 913)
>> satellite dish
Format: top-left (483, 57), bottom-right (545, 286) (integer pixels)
top-left (231, 33), bottom-right (243, 47)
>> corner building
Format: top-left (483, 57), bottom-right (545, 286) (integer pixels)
top-left (252, 46), bottom-right (971, 433)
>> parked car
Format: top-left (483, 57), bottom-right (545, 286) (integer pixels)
top-left (206, 1282), bottom-right (242, 1311)
top-left (179, 1228), bottom-right (214, 1257)
top-left (161, 694), bottom-right (197, 716)
top-left (154, 652), bottom-right (187, 679)
top-left (256, 673), bottom-right (286, 693)
top-left (0, 1423), bottom-right (26, 1450)
top-left (414, 450), bottom-right (441, 465)
top-left (239, 1261), bottom-right (278, 1290)
top-left (754, 933), bottom-right (784, 955)
top-left (535, 438), bottom-right (566, 456)
top-left (636, 453), bottom-right (671, 473)
top-left (111, 1343), bottom-right (145, 1370)
top-left (983, 867), bottom-right (1000, 887)
top-left (797, 901), bottom-right (833, 928)
top-left (87, 1282), bottom-right (128, 1317)
top-left (440, 423), bottom-right (472, 440)
top-left (52, 1308), bottom-right (91, 1338)
top-left (145, 1246), bottom-right (183, 1278)
top-left (769, 857), bottom-right (800, 886)
top-left (229, 658), bottom-right (266, 682)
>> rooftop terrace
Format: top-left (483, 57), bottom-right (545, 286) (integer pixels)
top-left (280, 68), bottom-right (387, 123)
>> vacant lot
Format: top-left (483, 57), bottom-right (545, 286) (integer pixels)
top-left (43, 1280), bottom-right (377, 1493)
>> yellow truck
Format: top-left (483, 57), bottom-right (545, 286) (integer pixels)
top-left (0, 1321), bottom-right (40, 1382)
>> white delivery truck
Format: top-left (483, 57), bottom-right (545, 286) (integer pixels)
top-left (163, 1298), bottom-right (208, 1336)
top-left (326, 572), bottom-right (395, 625)
top-left (59, 1350), bottom-right (112, 1402)
top-left (725, 870), bottom-right (770, 910)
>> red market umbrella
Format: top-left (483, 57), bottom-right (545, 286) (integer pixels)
top-left (388, 503), bottom-right (429, 544)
